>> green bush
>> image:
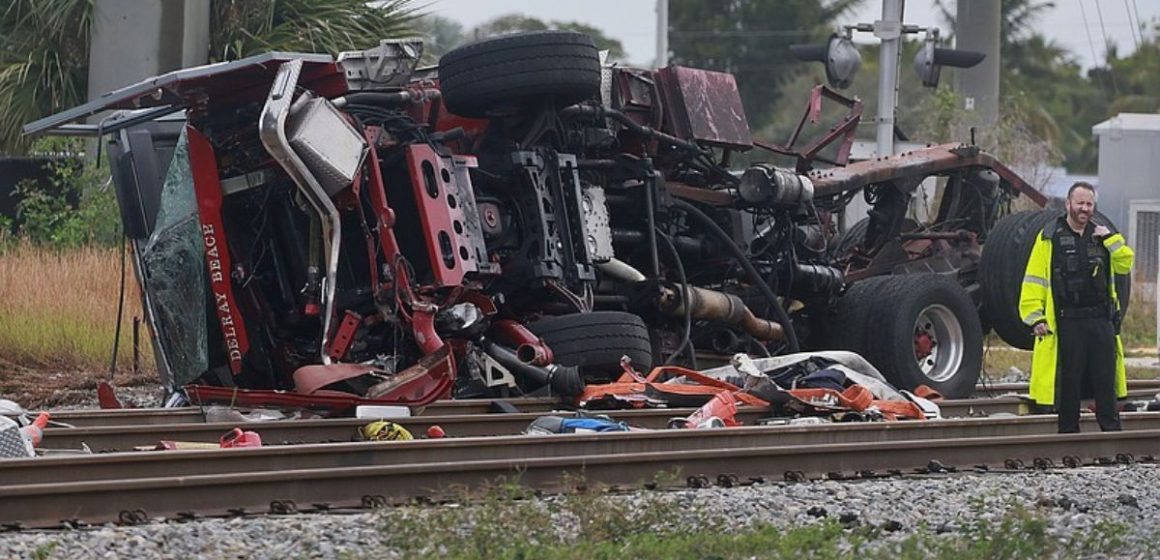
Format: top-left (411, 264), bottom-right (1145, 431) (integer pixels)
top-left (12, 138), bottom-right (120, 248)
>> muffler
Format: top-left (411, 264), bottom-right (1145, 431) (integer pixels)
top-left (657, 284), bottom-right (784, 342)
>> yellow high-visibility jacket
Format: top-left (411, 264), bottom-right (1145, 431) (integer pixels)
top-left (1018, 222), bottom-right (1134, 405)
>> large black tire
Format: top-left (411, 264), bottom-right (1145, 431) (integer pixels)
top-left (981, 209), bottom-right (1130, 350)
top-left (858, 274), bottom-right (984, 398)
top-left (832, 217), bottom-right (918, 257)
top-left (980, 210), bottom-right (1056, 349)
top-left (823, 275), bottom-right (894, 355)
top-left (527, 311), bottom-right (653, 381)
top-left (438, 31), bottom-right (602, 118)
top-left (1098, 211), bottom-right (1133, 315)
top-left (833, 217), bottom-right (872, 256)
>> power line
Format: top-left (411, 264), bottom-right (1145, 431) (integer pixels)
top-left (668, 30), bottom-right (816, 39)
top-left (1077, 0), bottom-right (1110, 92)
top-left (1132, 0), bottom-right (1145, 44)
top-left (1123, 0), bottom-right (1140, 49)
top-left (1093, 0), bottom-right (1121, 94)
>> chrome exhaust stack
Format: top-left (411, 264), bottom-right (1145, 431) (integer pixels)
top-left (259, 59), bottom-right (368, 364)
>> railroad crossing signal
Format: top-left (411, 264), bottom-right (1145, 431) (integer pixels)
top-left (791, 26), bottom-right (985, 90)
top-left (913, 29), bottom-right (985, 88)
top-left (789, 34), bottom-right (862, 90)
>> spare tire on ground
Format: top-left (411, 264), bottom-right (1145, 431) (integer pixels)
top-left (526, 311), bottom-right (653, 382)
top-left (438, 31), bottom-right (602, 118)
top-left (831, 274), bottom-right (983, 398)
top-left (981, 209), bottom-right (1131, 350)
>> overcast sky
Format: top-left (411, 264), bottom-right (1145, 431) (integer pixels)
top-left (427, 0), bottom-right (1160, 69)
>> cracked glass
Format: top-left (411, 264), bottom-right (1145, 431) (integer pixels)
top-left (140, 128), bottom-right (209, 388)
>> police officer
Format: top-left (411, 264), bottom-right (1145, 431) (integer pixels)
top-left (1019, 182), bottom-right (1134, 433)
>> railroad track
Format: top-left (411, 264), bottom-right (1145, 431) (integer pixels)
top-left (24, 388), bottom-right (1160, 446)
top-left (17, 380), bottom-right (1160, 429)
top-left (3, 414), bottom-right (1159, 529)
top-left (34, 397), bottom-right (1053, 451)
top-left (978, 379), bottom-right (1160, 394)
top-left (11, 414), bottom-right (1160, 485)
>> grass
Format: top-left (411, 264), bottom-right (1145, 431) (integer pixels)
top-left (0, 241), bottom-right (156, 399)
top-left (367, 482), bottom-right (1139, 560)
top-left (0, 240), bottom-right (1154, 402)
top-left (1119, 293), bottom-right (1158, 350)
top-left (983, 300), bottom-right (1160, 381)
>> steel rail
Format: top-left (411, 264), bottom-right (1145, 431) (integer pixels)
top-left (3, 427), bottom-right (1158, 529)
top-left (16, 382), bottom-right (1160, 428)
top-left (7, 381), bottom-right (1156, 426)
top-left (0, 398), bottom-right (1035, 430)
top-left (35, 397), bottom-right (1049, 451)
top-left (7, 414), bottom-right (1160, 487)
top-left (37, 391), bottom-right (1160, 451)
top-left (13, 397), bottom-right (562, 428)
top-left (978, 379), bottom-right (1160, 394)
top-left (2, 395), bottom-right (1040, 431)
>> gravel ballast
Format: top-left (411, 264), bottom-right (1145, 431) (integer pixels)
top-left (2, 463), bottom-right (1158, 558)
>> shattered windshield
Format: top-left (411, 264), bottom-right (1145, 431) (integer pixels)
top-left (141, 128), bottom-right (209, 388)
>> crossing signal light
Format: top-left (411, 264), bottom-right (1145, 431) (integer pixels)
top-left (789, 34), bottom-right (862, 89)
top-left (913, 39), bottom-right (985, 88)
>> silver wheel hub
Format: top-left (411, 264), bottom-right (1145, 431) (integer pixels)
top-left (912, 304), bottom-right (964, 383)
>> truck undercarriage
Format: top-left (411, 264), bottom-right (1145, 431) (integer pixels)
top-left (25, 32), bottom-right (1053, 406)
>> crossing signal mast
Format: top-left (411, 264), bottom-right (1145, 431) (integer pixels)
top-left (789, 0), bottom-right (985, 157)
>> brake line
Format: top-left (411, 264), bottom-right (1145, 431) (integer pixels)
top-left (672, 199), bottom-right (801, 353)
top-left (656, 229), bottom-right (696, 369)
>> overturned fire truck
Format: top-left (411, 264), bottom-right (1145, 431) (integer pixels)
top-left (26, 31), bottom-right (1084, 408)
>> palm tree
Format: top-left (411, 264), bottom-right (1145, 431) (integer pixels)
top-left (933, 0), bottom-right (1057, 53)
top-left (0, 0), bottom-right (92, 151)
top-left (0, 0), bottom-right (419, 152)
top-left (210, 0), bottom-right (419, 62)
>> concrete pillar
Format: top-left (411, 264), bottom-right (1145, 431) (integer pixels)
top-left (182, 0), bottom-right (212, 68)
top-left (656, 0), bottom-right (668, 67)
top-left (87, 0), bottom-right (210, 100)
top-left (953, 0), bottom-right (1001, 125)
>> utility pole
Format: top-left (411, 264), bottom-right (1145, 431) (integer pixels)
top-left (874, 0), bottom-right (904, 158)
top-left (953, 0), bottom-right (1001, 125)
top-left (656, 0), bottom-right (669, 67)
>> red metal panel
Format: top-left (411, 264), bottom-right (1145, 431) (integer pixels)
top-left (325, 310), bottom-right (363, 361)
top-left (187, 126), bottom-right (251, 375)
top-left (657, 66), bottom-right (752, 150)
top-left (362, 130), bottom-right (404, 263)
top-left (403, 144), bottom-right (480, 287)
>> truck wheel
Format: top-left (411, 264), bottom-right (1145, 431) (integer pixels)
top-left (833, 217), bottom-right (871, 256)
top-left (438, 31), bottom-right (601, 118)
top-left (861, 274), bottom-right (983, 398)
top-left (824, 275), bottom-right (893, 355)
top-left (981, 209), bottom-right (1130, 350)
top-left (1094, 210), bottom-right (1132, 315)
top-left (526, 311), bottom-right (653, 381)
top-left (980, 210), bottom-right (1055, 350)
top-left (832, 217), bottom-right (918, 256)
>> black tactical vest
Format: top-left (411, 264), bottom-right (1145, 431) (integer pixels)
top-left (1048, 217), bottom-right (1109, 309)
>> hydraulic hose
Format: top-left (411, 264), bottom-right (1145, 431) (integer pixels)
top-left (672, 198), bottom-right (801, 352)
top-left (480, 339), bottom-right (586, 397)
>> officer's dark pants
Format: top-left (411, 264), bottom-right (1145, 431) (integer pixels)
top-left (1055, 315), bottom-right (1120, 433)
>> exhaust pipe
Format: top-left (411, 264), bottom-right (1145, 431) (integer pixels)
top-left (658, 284), bottom-right (784, 342)
top-left (480, 339), bottom-right (585, 397)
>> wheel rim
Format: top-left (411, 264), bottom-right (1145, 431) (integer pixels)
top-left (912, 304), bottom-right (964, 383)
